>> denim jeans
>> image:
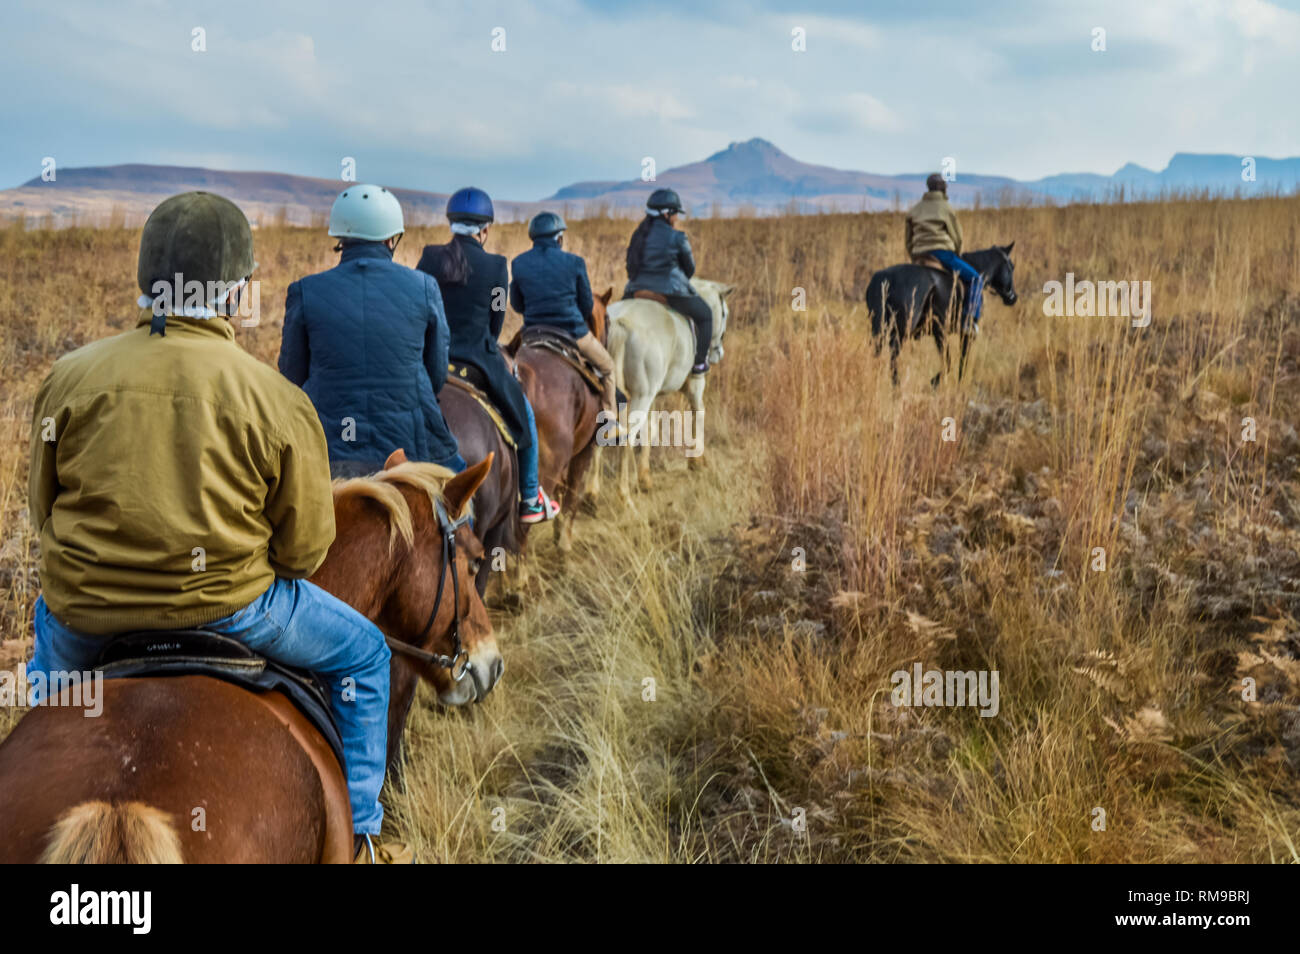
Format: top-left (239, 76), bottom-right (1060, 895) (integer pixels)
top-left (29, 578), bottom-right (392, 834)
top-left (931, 249), bottom-right (984, 327)
top-left (518, 394), bottom-right (541, 503)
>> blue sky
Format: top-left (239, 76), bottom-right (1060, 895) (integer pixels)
top-left (2, 0), bottom-right (1297, 198)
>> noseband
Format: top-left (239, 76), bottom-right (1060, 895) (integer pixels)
top-left (384, 497), bottom-right (474, 682)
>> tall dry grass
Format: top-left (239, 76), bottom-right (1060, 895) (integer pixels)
top-left (1, 197), bottom-right (1298, 861)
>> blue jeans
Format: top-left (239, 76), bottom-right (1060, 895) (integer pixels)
top-left (30, 579), bottom-right (392, 835)
top-left (518, 394), bottom-right (541, 503)
top-left (931, 249), bottom-right (984, 328)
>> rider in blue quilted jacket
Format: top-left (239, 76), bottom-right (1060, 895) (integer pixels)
top-left (509, 212), bottom-right (618, 423)
top-left (279, 185), bottom-right (466, 478)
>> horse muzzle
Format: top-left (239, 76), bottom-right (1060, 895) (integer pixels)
top-left (1001, 291), bottom-right (1018, 305)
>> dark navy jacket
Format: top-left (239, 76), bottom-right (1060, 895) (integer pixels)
top-left (509, 237), bottom-right (594, 339)
top-left (278, 242), bottom-right (461, 468)
top-left (417, 235), bottom-right (532, 452)
top-left (624, 215), bottom-right (696, 297)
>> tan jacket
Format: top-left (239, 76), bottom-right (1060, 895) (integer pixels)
top-left (905, 190), bottom-right (963, 257)
top-left (29, 312), bottom-right (335, 636)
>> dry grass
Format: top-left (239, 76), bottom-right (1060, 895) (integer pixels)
top-left (2, 197), bottom-right (1299, 861)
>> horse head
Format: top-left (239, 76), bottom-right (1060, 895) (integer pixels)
top-left (692, 279), bottom-right (735, 365)
top-left (333, 450), bottom-right (502, 707)
top-left (984, 242), bottom-right (1018, 306)
top-left (589, 286), bottom-right (613, 346)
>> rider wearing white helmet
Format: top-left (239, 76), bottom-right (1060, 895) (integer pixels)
top-left (279, 185), bottom-right (466, 479)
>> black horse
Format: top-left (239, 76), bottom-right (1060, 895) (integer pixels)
top-left (866, 243), bottom-right (1018, 386)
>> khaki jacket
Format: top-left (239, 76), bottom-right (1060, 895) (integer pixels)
top-left (29, 312), bottom-right (334, 636)
top-left (905, 190), bottom-right (964, 257)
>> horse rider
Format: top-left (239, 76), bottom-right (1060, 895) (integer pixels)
top-left (509, 212), bottom-right (620, 429)
top-left (905, 173), bottom-right (984, 331)
top-left (279, 184), bottom-right (467, 479)
top-left (417, 188), bottom-right (558, 524)
top-left (26, 191), bottom-right (406, 863)
top-left (623, 188), bottom-right (713, 375)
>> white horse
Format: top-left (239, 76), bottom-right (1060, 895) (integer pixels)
top-left (596, 278), bottom-right (733, 501)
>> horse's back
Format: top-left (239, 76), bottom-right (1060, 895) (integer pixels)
top-left (607, 299), bottom-right (694, 396)
top-left (0, 676), bottom-right (345, 863)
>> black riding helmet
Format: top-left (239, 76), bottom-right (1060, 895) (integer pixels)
top-left (646, 188), bottom-right (684, 214)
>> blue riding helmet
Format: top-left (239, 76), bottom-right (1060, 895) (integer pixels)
top-left (446, 187), bottom-right (495, 225)
top-left (527, 211), bottom-right (566, 239)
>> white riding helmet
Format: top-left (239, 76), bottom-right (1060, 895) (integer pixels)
top-left (328, 184), bottom-right (404, 241)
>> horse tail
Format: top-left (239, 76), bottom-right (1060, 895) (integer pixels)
top-left (41, 800), bottom-right (183, 864)
top-left (608, 315), bottom-right (628, 393)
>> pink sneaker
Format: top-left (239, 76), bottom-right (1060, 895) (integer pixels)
top-left (520, 488), bottom-right (560, 524)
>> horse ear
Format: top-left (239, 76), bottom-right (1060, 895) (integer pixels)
top-left (1003, 241), bottom-right (1015, 254)
top-left (443, 453), bottom-right (493, 519)
top-left (384, 449), bottom-right (408, 469)
top-left (599, 286), bottom-right (613, 306)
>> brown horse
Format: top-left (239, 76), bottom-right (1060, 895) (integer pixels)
top-left (0, 455), bottom-right (495, 864)
top-left (510, 288), bottom-right (612, 552)
top-left (440, 385), bottom-right (521, 596)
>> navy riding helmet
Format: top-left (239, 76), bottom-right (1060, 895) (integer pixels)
top-left (446, 187), bottom-right (495, 224)
top-left (527, 211), bottom-right (566, 239)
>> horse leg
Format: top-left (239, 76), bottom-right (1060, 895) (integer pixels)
top-left (585, 442), bottom-right (602, 507)
top-left (958, 329), bottom-right (971, 381)
top-left (558, 441), bottom-right (596, 552)
top-left (622, 392), bottom-right (655, 492)
top-left (684, 373), bottom-right (707, 470)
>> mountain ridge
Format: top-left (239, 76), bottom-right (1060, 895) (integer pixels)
top-left (3, 139), bottom-right (1297, 226)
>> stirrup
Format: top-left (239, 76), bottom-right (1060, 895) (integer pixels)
top-left (690, 362), bottom-right (709, 376)
top-left (353, 833), bottom-right (414, 864)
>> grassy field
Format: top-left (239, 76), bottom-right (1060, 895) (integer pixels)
top-left (2, 197), bottom-right (1299, 861)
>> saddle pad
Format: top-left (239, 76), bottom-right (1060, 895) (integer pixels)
top-left (631, 290), bottom-right (669, 304)
top-left (444, 372), bottom-right (517, 450)
top-left (95, 629), bottom-right (345, 769)
top-left (517, 327), bottom-right (605, 397)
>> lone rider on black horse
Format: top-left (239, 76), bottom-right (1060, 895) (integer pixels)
top-left (623, 188), bottom-right (714, 376)
top-left (906, 173), bottom-right (985, 331)
top-left (867, 174), bottom-right (1018, 385)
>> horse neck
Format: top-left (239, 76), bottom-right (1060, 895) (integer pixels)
top-left (587, 307), bottom-right (607, 345)
top-left (964, 248), bottom-right (1000, 277)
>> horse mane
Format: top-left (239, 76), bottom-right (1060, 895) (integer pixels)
top-left (332, 461), bottom-right (457, 553)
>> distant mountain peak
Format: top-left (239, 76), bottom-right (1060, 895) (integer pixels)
top-left (706, 138), bottom-right (785, 162)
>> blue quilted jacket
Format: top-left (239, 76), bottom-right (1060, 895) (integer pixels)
top-left (278, 242), bottom-right (461, 468)
top-left (508, 237), bottom-right (594, 339)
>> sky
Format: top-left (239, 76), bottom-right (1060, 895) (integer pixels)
top-left (1, 0), bottom-right (1297, 199)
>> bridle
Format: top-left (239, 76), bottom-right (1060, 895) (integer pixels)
top-left (384, 497), bottom-right (474, 682)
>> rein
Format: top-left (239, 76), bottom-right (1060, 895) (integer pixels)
top-left (384, 497), bottom-right (474, 682)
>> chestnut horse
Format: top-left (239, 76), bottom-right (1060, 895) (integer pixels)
top-left (511, 287), bottom-right (612, 552)
top-left (0, 455), bottom-right (495, 864)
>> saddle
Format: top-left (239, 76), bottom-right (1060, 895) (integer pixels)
top-left (446, 363), bottom-right (517, 450)
top-left (95, 629), bottom-right (344, 768)
top-left (911, 254), bottom-right (950, 273)
top-left (515, 326), bottom-right (606, 398)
